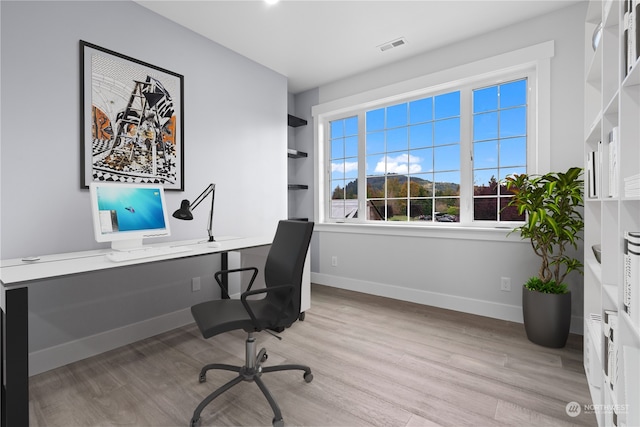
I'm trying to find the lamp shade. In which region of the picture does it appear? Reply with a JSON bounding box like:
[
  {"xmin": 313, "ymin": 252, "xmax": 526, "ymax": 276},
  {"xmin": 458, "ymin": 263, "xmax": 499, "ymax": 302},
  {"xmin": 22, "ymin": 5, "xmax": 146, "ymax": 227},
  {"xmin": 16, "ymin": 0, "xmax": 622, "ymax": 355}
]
[{"xmin": 173, "ymin": 199, "xmax": 193, "ymax": 220}]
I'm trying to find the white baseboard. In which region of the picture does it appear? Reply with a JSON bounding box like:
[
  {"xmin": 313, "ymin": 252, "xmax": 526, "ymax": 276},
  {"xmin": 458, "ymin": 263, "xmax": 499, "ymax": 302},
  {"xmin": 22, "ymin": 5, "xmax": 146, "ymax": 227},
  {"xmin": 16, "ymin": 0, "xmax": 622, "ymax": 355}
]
[
  {"xmin": 311, "ymin": 272, "xmax": 583, "ymax": 335},
  {"xmin": 29, "ymin": 308, "xmax": 194, "ymax": 376}
]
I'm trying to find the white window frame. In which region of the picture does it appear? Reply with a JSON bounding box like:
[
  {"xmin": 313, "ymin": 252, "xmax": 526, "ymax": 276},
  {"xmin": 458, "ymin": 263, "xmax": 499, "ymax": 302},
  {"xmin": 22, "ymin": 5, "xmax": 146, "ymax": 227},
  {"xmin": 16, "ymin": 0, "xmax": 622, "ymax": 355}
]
[{"xmin": 313, "ymin": 41, "xmax": 554, "ymax": 234}]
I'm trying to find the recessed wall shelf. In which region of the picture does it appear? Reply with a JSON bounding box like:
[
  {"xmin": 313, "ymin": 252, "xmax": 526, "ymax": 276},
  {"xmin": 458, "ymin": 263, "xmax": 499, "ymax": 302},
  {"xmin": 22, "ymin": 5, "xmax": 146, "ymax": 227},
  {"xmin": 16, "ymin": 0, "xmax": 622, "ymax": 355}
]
[
  {"xmin": 287, "ymin": 148, "xmax": 308, "ymax": 159},
  {"xmin": 287, "ymin": 114, "xmax": 307, "ymax": 127}
]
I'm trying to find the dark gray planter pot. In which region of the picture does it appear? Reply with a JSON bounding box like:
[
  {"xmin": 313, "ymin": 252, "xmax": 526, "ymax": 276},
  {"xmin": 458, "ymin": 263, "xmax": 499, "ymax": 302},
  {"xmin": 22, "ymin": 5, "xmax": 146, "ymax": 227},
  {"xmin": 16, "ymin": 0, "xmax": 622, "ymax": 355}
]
[{"xmin": 522, "ymin": 286, "xmax": 571, "ymax": 348}]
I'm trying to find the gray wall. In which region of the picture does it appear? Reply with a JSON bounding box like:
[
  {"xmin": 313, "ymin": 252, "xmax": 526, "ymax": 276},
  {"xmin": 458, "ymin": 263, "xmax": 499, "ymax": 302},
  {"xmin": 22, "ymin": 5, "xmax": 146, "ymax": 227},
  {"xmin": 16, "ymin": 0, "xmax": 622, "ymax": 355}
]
[
  {"xmin": 300, "ymin": 3, "xmax": 587, "ymax": 331},
  {"xmin": 1, "ymin": 0, "xmax": 287, "ymax": 373}
]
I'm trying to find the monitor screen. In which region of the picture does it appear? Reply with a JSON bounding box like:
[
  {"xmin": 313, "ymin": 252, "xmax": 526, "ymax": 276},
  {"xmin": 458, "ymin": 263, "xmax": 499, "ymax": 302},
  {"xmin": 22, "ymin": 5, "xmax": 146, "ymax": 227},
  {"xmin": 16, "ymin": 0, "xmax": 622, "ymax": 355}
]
[{"xmin": 89, "ymin": 182, "xmax": 171, "ymax": 250}]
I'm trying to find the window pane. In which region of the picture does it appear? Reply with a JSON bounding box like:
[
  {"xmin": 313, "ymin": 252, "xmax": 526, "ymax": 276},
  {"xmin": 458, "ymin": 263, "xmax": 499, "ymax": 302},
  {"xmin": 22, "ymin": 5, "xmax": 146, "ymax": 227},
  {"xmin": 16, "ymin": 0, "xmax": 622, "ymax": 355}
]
[
  {"xmin": 367, "ymin": 199, "xmax": 385, "ymax": 221},
  {"xmin": 331, "ymin": 160, "xmax": 345, "ymax": 180},
  {"xmin": 500, "ymin": 196, "xmax": 525, "ymax": 221},
  {"xmin": 474, "ymin": 169, "xmax": 499, "ymax": 195},
  {"xmin": 409, "ymin": 123, "xmax": 433, "ymax": 149},
  {"xmin": 345, "ymin": 136, "xmax": 358, "ymax": 157},
  {"xmin": 474, "ymin": 111, "xmax": 498, "ymax": 141},
  {"xmin": 500, "ymin": 79, "xmax": 527, "ymax": 108},
  {"xmin": 474, "ymin": 197, "xmax": 497, "ymax": 220},
  {"xmin": 367, "ymin": 176, "xmax": 385, "ymax": 198},
  {"xmin": 387, "ymin": 199, "xmax": 407, "ymax": 221},
  {"xmin": 409, "ymin": 97, "xmax": 432, "ymax": 124},
  {"xmin": 500, "ymin": 166, "xmax": 526, "ymax": 182},
  {"xmin": 387, "ymin": 103, "xmax": 408, "ymax": 128},
  {"xmin": 344, "ymin": 178, "xmax": 357, "ymax": 199},
  {"xmin": 345, "ymin": 116, "xmax": 358, "ymax": 136},
  {"xmin": 473, "ymin": 86, "xmax": 498, "ymax": 113},
  {"xmin": 409, "ymin": 148, "xmax": 433, "ymax": 173},
  {"xmin": 434, "ymin": 198, "xmax": 460, "ymax": 222},
  {"xmin": 386, "ymin": 176, "xmax": 405, "ymax": 198},
  {"xmin": 409, "ymin": 198, "xmax": 432, "ymax": 220},
  {"xmin": 434, "ymin": 171, "xmax": 460, "ymax": 196},
  {"xmin": 434, "ymin": 118, "xmax": 460, "ymax": 145},
  {"xmin": 367, "ymin": 131, "xmax": 385, "ymax": 154},
  {"xmin": 331, "ymin": 181, "xmax": 345, "ymax": 200},
  {"xmin": 499, "ymin": 107, "xmax": 526, "ymax": 137},
  {"xmin": 366, "ymin": 154, "xmax": 386, "ymax": 176},
  {"xmin": 411, "ymin": 173, "xmax": 433, "ymax": 196},
  {"xmin": 331, "ymin": 139, "xmax": 344, "ymax": 159},
  {"xmin": 386, "ymin": 127, "xmax": 408, "ymax": 152},
  {"xmin": 500, "ymin": 137, "xmax": 526, "ymax": 167},
  {"xmin": 331, "ymin": 120, "xmax": 344, "ymax": 138},
  {"xmin": 435, "ymin": 91, "xmax": 460, "ymax": 119},
  {"xmin": 473, "ymin": 140, "xmax": 498, "ymax": 169},
  {"xmin": 366, "ymin": 109, "xmax": 384, "ymax": 132},
  {"xmin": 344, "ymin": 158, "xmax": 358, "ymax": 179},
  {"xmin": 331, "ymin": 199, "xmax": 345, "ymax": 218},
  {"xmin": 434, "ymin": 145, "xmax": 460, "ymax": 171},
  {"xmin": 385, "ymin": 152, "xmax": 409, "ymax": 175}
]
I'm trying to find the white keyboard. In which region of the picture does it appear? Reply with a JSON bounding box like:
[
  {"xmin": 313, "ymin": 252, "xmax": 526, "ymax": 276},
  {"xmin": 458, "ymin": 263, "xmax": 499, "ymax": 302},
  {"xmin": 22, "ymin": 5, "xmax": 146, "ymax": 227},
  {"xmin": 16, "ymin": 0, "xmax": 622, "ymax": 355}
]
[{"xmin": 105, "ymin": 246, "xmax": 193, "ymax": 262}]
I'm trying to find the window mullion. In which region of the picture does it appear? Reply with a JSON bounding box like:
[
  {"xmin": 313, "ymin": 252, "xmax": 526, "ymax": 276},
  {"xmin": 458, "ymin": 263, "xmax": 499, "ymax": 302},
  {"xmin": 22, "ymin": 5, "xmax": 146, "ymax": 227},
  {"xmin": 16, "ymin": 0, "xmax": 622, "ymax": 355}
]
[
  {"xmin": 357, "ymin": 112, "xmax": 367, "ymax": 222},
  {"xmin": 459, "ymin": 86, "xmax": 473, "ymax": 224}
]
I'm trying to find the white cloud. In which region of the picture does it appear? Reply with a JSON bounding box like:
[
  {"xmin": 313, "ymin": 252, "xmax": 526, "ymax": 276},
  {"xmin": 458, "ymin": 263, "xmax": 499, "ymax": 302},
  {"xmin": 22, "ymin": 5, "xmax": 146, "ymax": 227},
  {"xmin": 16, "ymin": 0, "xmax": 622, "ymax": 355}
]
[
  {"xmin": 374, "ymin": 154, "xmax": 422, "ymax": 174},
  {"xmin": 331, "ymin": 161, "xmax": 358, "ymax": 173}
]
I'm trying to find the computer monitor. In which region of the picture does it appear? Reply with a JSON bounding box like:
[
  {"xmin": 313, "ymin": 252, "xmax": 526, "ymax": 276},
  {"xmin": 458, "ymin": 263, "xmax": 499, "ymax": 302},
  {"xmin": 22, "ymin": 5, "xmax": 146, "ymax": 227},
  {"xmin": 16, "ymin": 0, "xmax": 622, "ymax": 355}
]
[{"xmin": 89, "ymin": 182, "xmax": 171, "ymax": 251}]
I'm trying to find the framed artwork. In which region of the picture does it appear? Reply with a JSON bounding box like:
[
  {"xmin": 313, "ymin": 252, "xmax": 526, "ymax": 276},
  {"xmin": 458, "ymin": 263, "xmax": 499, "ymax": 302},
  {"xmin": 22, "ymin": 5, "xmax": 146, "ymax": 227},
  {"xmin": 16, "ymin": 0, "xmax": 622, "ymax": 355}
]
[{"xmin": 80, "ymin": 40, "xmax": 184, "ymax": 190}]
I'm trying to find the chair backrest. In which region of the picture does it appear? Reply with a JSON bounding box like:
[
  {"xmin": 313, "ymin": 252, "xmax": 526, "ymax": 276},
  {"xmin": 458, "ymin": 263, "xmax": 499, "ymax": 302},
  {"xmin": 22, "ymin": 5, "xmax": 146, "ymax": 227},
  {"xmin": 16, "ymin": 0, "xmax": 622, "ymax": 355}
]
[{"xmin": 264, "ymin": 220, "xmax": 314, "ymax": 327}]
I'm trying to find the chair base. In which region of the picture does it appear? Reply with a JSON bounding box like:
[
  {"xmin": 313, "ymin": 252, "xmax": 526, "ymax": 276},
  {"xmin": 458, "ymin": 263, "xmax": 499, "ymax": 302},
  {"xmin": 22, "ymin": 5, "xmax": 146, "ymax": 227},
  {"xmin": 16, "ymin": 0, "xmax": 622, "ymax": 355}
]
[{"xmin": 190, "ymin": 332, "xmax": 313, "ymax": 427}]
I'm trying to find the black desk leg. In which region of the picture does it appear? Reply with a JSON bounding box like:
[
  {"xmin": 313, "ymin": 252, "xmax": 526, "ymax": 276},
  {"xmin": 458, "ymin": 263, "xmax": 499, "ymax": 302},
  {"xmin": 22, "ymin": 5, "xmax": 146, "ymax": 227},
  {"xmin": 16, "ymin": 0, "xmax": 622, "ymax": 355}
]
[
  {"xmin": 1, "ymin": 287, "xmax": 29, "ymax": 427},
  {"xmin": 220, "ymin": 252, "xmax": 229, "ymax": 299}
]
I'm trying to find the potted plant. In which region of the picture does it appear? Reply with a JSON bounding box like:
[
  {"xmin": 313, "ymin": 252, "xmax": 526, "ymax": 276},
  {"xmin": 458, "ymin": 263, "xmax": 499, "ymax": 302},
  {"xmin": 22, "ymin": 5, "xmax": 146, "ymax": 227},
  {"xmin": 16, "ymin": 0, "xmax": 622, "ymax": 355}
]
[{"xmin": 503, "ymin": 167, "xmax": 584, "ymax": 348}]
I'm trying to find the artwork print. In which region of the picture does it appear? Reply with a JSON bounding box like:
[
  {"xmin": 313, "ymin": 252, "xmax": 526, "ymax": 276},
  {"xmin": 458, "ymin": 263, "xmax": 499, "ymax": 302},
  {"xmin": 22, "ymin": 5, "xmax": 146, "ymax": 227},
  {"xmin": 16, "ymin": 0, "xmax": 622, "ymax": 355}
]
[{"xmin": 81, "ymin": 41, "xmax": 184, "ymax": 190}]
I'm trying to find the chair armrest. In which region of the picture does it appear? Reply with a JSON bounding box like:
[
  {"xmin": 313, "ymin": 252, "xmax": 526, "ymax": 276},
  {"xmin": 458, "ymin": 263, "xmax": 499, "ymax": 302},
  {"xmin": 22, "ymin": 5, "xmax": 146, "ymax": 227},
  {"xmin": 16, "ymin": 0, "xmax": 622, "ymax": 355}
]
[
  {"xmin": 214, "ymin": 267, "xmax": 258, "ymax": 299},
  {"xmin": 240, "ymin": 284, "xmax": 294, "ymax": 330}
]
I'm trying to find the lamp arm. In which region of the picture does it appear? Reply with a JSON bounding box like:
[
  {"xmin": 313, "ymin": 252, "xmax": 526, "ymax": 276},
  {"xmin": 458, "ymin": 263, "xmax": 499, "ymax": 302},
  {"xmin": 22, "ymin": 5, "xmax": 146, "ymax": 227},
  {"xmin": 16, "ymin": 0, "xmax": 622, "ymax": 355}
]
[{"xmin": 189, "ymin": 183, "xmax": 215, "ymax": 210}]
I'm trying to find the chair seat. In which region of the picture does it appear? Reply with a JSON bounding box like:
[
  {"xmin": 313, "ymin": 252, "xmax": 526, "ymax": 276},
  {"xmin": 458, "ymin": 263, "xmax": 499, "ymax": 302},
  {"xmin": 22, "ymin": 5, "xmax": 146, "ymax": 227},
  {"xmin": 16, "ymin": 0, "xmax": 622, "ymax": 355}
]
[{"xmin": 191, "ymin": 299, "xmax": 285, "ymax": 338}]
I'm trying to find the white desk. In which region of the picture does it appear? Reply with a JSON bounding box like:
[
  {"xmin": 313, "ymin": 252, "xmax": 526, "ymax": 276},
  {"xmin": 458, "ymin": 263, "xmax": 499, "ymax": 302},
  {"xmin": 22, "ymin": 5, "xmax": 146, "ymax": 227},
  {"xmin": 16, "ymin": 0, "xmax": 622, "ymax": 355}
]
[{"xmin": 0, "ymin": 235, "xmax": 273, "ymax": 427}]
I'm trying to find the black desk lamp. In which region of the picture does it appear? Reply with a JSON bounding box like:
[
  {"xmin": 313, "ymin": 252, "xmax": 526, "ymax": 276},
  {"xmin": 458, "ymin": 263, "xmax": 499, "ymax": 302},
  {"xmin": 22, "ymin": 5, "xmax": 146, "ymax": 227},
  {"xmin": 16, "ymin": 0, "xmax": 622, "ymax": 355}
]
[{"xmin": 173, "ymin": 183, "xmax": 216, "ymax": 242}]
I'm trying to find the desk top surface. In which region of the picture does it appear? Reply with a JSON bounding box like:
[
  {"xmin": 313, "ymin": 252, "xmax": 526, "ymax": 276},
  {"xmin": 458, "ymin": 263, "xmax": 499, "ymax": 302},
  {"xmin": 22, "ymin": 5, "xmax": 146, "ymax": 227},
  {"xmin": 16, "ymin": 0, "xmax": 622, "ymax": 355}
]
[{"xmin": 0, "ymin": 235, "xmax": 272, "ymax": 286}]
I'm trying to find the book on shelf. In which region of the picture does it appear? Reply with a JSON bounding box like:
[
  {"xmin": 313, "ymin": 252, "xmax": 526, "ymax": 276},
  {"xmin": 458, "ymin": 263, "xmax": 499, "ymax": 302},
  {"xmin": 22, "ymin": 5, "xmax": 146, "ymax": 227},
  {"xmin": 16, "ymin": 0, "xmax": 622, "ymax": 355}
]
[
  {"xmin": 625, "ymin": 0, "xmax": 640, "ymax": 74},
  {"xmin": 586, "ymin": 313, "xmax": 603, "ymax": 388},
  {"xmin": 624, "ymin": 231, "xmax": 640, "ymax": 329},
  {"xmin": 587, "ymin": 150, "xmax": 598, "ymax": 198},
  {"xmin": 608, "ymin": 127, "xmax": 619, "ymax": 198},
  {"xmin": 604, "ymin": 310, "xmax": 618, "ymax": 390}
]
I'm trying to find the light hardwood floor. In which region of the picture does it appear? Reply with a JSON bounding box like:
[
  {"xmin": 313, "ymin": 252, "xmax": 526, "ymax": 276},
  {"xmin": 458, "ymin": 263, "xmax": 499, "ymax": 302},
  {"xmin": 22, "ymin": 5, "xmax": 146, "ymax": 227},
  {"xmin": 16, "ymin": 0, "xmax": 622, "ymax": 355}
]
[{"xmin": 29, "ymin": 284, "xmax": 597, "ymax": 427}]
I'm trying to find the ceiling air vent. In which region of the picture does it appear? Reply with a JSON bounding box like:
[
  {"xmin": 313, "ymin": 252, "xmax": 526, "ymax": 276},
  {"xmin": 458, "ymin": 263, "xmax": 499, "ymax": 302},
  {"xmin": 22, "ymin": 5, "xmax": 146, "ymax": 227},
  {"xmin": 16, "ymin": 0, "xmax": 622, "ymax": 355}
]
[{"xmin": 378, "ymin": 37, "xmax": 407, "ymax": 52}]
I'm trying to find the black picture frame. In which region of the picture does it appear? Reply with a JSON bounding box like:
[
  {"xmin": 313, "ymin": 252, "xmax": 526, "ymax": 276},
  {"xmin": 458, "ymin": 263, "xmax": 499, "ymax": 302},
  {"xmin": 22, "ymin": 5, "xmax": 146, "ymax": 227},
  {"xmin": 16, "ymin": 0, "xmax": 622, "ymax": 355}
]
[{"xmin": 80, "ymin": 40, "xmax": 184, "ymax": 190}]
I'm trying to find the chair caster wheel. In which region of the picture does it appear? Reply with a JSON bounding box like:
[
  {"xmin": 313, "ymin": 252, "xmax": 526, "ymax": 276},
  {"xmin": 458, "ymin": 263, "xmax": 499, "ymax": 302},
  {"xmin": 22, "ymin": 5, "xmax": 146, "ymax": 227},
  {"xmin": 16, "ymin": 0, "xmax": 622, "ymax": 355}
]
[
  {"xmin": 304, "ymin": 372, "xmax": 313, "ymax": 383},
  {"xmin": 298, "ymin": 312, "xmax": 306, "ymax": 321},
  {"xmin": 190, "ymin": 417, "xmax": 201, "ymax": 427},
  {"xmin": 198, "ymin": 373, "xmax": 206, "ymax": 383},
  {"xmin": 273, "ymin": 417, "xmax": 284, "ymax": 427}
]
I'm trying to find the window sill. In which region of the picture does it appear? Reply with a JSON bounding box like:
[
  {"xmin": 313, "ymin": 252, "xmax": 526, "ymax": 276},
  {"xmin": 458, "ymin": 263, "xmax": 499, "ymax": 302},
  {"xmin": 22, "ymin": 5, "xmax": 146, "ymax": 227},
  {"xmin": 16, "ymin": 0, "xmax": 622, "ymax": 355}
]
[{"xmin": 315, "ymin": 222, "xmax": 526, "ymax": 242}]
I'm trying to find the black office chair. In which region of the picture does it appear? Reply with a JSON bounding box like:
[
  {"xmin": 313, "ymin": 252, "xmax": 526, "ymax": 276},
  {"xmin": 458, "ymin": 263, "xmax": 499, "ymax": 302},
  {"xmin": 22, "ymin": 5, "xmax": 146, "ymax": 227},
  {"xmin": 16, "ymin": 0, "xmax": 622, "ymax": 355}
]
[{"xmin": 189, "ymin": 220, "xmax": 315, "ymax": 427}]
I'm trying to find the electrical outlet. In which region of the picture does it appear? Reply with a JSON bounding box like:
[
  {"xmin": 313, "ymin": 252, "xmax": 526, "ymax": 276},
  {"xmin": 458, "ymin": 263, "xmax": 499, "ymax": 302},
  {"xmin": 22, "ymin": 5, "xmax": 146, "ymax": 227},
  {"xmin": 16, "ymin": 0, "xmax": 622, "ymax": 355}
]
[
  {"xmin": 331, "ymin": 256, "xmax": 338, "ymax": 267},
  {"xmin": 500, "ymin": 277, "xmax": 511, "ymax": 291},
  {"xmin": 192, "ymin": 277, "xmax": 201, "ymax": 292}
]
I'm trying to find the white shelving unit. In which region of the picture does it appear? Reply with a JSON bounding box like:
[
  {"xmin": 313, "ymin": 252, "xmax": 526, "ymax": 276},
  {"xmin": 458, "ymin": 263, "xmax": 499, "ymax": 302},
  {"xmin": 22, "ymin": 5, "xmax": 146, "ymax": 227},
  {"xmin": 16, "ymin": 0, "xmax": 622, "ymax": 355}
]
[{"xmin": 583, "ymin": 1, "xmax": 640, "ymax": 425}]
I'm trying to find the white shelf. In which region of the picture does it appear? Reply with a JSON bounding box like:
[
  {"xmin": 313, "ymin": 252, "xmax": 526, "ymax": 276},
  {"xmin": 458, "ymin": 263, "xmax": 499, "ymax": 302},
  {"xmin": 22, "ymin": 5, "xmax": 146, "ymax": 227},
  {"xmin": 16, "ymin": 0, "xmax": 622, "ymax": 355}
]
[{"xmin": 583, "ymin": 1, "xmax": 640, "ymax": 425}]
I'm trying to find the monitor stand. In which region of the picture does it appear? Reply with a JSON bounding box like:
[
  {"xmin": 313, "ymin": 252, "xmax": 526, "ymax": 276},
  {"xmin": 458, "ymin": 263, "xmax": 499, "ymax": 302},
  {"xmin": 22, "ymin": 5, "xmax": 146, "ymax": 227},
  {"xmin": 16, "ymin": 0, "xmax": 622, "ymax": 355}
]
[{"xmin": 111, "ymin": 239, "xmax": 144, "ymax": 252}]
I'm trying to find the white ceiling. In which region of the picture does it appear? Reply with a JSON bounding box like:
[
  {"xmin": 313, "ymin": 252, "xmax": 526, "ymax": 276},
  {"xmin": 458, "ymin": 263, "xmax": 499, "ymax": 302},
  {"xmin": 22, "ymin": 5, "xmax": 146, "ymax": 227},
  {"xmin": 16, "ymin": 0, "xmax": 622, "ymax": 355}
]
[{"xmin": 135, "ymin": 0, "xmax": 583, "ymax": 94}]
